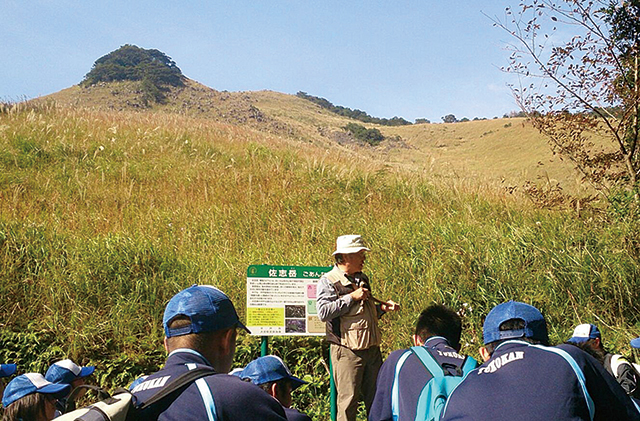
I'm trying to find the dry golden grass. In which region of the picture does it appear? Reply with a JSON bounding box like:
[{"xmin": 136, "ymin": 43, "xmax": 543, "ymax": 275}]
[
  {"xmin": 43, "ymin": 80, "xmax": 596, "ymax": 196},
  {"xmin": 247, "ymin": 91, "xmax": 599, "ymax": 195}
]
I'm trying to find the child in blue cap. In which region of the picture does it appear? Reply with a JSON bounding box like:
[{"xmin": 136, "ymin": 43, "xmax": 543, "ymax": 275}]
[
  {"xmin": 45, "ymin": 359, "xmax": 95, "ymax": 414},
  {"xmin": 131, "ymin": 284, "xmax": 286, "ymax": 420},
  {"xmin": 567, "ymin": 323, "xmax": 639, "ymax": 398},
  {"xmin": 2, "ymin": 373, "xmax": 70, "ymax": 421},
  {"xmin": 235, "ymin": 355, "xmax": 310, "ymax": 421}
]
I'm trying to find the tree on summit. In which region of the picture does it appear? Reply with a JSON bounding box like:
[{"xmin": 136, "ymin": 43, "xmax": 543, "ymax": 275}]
[
  {"xmin": 82, "ymin": 45, "xmax": 185, "ymax": 103},
  {"xmin": 441, "ymin": 114, "xmax": 457, "ymax": 123}
]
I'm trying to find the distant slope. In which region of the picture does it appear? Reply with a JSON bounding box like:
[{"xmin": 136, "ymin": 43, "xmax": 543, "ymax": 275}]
[
  {"xmin": 379, "ymin": 119, "xmax": 587, "ymax": 193},
  {"xmin": 44, "ymin": 80, "xmax": 590, "ymax": 194},
  {"xmin": 251, "ymin": 91, "xmax": 590, "ymax": 195}
]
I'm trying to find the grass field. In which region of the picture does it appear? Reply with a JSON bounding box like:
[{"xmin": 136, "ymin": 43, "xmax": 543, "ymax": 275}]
[
  {"xmin": 47, "ymin": 81, "xmax": 593, "ymax": 196},
  {"xmin": 0, "ymin": 100, "xmax": 638, "ymax": 419}
]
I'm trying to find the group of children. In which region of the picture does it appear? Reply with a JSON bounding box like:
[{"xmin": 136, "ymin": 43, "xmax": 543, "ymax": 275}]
[
  {"xmin": 0, "ymin": 353, "xmax": 313, "ymax": 421},
  {"xmin": 1, "ymin": 302, "xmax": 639, "ymax": 420},
  {"xmin": 0, "ymin": 359, "xmax": 94, "ymax": 420},
  {"xmin": 367, "ymin": 302, "xmax": 640, "ymax": 421}
]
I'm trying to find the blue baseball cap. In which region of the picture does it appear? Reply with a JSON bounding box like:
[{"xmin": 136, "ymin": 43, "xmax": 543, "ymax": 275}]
[
  {"xmin": 0, "ymin": 364, "xmax": 16, "ymax": 378},
  {"xmin": 164, "ymin": 285, "xmax": 250, "ymax": 337},
  {"xmin": 234, "ymin": 356, "xmax": 306, "ymax": 389},
  {"xmin": 567, "ymin": 324, "xmax": 601, "ymax": 344},
  {"xmin": 631, "ymin": 337, "xmax": 640, "ymax": 348},
  {"xmin": 483, "ymin": 301, "xmax": 548, "ymax": 345},
  {"xmin": 45, "ymin": 359, "xmax": 95, "ymax": 385},
  {"xmin": 2, "ymin": 373, "xmax": 71, "ymax": 407}
]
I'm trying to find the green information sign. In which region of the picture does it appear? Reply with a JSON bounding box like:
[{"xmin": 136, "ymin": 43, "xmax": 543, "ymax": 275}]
[{"xmin": 246, "ymin": 265, "xmax": 332, "ymax": 336}]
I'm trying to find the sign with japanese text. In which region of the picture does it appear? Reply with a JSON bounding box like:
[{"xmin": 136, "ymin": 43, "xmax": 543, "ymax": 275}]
[{"xmin": 246, "ymin": 265, "xmax": 332, "ymax": 336}]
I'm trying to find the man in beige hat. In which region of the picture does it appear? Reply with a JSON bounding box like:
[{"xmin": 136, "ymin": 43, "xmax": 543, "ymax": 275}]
[{"xmin": 316, "ymin": 234, "xmax": 399, "ymax": 421}]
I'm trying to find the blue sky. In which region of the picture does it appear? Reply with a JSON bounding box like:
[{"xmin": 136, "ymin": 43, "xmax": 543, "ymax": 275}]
[{"xmin": 1, "ymin": 1, "xmax": 522, "ymax": 122}]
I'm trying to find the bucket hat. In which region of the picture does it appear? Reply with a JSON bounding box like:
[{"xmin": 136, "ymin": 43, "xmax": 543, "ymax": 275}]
[{"xmin": 333, "ymin": 235, "xmax": 370, "ymax": 255}]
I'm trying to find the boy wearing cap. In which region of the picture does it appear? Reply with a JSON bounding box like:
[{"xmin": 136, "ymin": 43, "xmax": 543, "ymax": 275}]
[
  {"xmin": 440, "ymin": 301, "xmax": 640, "ymax": 421},
  {"xmin": 317, "ymin": 235, "xmax": 399, "ymax": 421},
  {"xmin": 234, "ymin": 355, "xmax": 311, "ymax": 421},
  {"xmin": 132, "ymin": 284, "xmax": 287, "ymax": 420},
  {"xmin": 369, "ymin": 304, "xmax": 477, "ymax": 421},
  {"xmin": 567, "ymin": 323, "xmax": 639, "ymax": 398},
  {"xmin": 2, "ymin": 373, "xmax": 70, "ymax": 421},
  {"xmin": 45, "ymin": 358, "xmax": 95, "ymax": 413}
]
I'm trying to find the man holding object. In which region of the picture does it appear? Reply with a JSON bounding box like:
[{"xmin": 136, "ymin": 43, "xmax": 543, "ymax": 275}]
[{"xmin": 317, "ymin": 235, "xmax": 399, "ymax": 421}]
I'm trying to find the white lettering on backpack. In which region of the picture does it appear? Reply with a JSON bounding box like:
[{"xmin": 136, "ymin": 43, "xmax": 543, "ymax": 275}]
[
  {"xmin": 478, "ymin": 352, "xmax": 524, "ymax": 374},
  {"xmin": 435, "ymin": 350, "xmax": 465, "ymax": 360},
  {"xmin": 131, "ymin": 376, "xmax": 171, "ymax": 393}
]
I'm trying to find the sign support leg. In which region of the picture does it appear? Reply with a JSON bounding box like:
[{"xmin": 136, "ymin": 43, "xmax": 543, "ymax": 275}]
[{"xmin": 329, "ymin": 350, "xmax": 337, "ymax": 421}]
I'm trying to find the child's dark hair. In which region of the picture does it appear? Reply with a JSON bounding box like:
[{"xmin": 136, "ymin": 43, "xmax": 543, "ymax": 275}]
[
  {"xmin": 3, "ymin": 393, "xmax": 50, "ymax": 421},
  {"xmin": 415, "ymin": 304, "xmax": 462, "ymax": 351}
]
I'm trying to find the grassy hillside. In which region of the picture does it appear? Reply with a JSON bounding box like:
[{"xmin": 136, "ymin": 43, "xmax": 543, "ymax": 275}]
[
  {"xmin": 251, "ymin": 91, "xmax": 594, "ymax": 195},
  {"xmin": 44, "ymin": 80, "xmax": 591, "ymax": 197},
  {"xmin": 1, "ymin": 98, "xmax": 638, "ymax": 418},
  {"xmin": 381, "ymin": 119, "xmax": 580, "ymax": 186}
]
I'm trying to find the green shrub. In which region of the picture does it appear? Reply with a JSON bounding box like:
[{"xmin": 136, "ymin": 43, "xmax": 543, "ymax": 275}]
[{"xmin": 344, "ymin": 123, "xmax": 385, "ymax": 146}]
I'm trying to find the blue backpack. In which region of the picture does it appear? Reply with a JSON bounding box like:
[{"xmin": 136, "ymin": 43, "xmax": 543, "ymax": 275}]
[{"xmin": 391, "ymin": 345, "xmax": 477, "ymax": 421}]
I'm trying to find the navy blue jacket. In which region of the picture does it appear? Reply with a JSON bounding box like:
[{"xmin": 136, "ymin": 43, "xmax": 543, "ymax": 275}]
[
  {"xmin": 441, "ymin": 340, "xmax": 640, "ymax": 421},
  {"xmin": 369, "ymin": 337, "xmax": 470, "ymax": 421},
  {"xmin": 132, "ymin": 349, "xmax": 287, "ymax": 421},
  {"xmin": 284, "ymin": 406, "xmax": 312, "ymax": 421}
]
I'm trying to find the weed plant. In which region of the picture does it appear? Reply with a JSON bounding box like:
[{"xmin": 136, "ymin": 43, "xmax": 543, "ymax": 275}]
[{"xmin": 0, "ymin": 103, "xmax": 639, "ymax": 419}]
